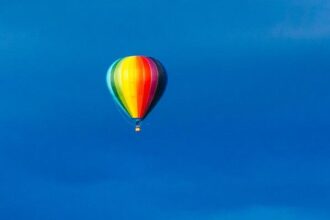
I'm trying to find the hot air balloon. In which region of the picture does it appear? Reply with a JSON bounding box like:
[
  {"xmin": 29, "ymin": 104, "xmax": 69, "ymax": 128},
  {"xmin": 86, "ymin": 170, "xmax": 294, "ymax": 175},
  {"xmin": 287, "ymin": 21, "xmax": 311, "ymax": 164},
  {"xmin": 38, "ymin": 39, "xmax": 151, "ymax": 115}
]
[{"xmin": 106, "ymin": 55, "xmax": 167, "ymax": 132}]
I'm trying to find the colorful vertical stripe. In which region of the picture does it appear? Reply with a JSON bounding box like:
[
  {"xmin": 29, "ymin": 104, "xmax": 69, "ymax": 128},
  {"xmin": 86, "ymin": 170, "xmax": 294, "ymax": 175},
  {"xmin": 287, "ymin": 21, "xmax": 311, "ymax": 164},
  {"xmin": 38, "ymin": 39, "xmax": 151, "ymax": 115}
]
[{"xmin": 106, "ymin": 55, "xmax": 163, "ymax": 119}]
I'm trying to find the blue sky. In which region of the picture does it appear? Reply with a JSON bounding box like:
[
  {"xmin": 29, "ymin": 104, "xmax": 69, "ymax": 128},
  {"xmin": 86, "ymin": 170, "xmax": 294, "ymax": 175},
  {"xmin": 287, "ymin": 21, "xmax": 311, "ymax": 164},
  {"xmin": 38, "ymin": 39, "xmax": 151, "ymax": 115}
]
[{"xmin": 1, "ymin": 0, "xmax": 330, "ymax": 219}]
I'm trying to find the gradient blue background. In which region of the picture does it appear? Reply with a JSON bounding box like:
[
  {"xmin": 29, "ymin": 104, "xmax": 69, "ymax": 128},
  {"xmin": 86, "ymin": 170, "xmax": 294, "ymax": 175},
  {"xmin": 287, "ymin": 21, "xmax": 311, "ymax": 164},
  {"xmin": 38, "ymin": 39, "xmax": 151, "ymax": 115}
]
[{"xmin": 1, "ymin": 0, "xmax": 330, "ymax": 219}]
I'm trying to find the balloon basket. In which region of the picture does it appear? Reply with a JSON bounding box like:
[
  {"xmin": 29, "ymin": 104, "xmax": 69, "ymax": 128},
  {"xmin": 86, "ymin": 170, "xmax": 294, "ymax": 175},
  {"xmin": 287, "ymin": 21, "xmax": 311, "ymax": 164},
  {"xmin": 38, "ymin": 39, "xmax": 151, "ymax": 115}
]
[{"xmin": 135, "ymin": 120, "xmax": 141, "ymax": 132}]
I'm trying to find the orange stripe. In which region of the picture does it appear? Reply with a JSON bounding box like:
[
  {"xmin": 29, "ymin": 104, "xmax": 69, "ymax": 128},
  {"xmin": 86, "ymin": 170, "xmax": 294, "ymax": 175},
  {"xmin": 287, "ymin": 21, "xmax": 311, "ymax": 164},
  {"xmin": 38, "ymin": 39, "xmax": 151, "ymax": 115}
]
[{"xmin": 136, "ymin": 57, "xmax": 144, "ymax": 118}]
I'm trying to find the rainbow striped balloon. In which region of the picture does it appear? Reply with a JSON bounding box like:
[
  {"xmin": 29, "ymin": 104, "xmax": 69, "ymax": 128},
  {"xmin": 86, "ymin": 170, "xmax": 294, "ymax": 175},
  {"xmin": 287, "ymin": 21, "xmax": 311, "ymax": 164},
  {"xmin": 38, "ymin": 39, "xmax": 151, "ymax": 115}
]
[{"xmin": 106, "ymin": 56, "xmax": 166, "ymax": 131}]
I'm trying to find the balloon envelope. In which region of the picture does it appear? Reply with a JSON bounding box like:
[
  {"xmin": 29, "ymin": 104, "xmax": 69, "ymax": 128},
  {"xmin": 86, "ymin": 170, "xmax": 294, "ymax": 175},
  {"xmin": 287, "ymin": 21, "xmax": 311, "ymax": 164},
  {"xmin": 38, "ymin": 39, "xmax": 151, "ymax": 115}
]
[{"xmin": 106, "ymin": 56, "xmax": 166, "ymax": 122}]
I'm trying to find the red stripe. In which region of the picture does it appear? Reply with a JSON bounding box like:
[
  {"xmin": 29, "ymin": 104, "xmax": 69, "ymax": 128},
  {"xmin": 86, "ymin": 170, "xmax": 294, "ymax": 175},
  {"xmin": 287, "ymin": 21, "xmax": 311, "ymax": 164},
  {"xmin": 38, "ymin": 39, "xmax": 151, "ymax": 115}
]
[{"xmin": 139, "ymin": 57, "xmax": 152, "ymax": 118}]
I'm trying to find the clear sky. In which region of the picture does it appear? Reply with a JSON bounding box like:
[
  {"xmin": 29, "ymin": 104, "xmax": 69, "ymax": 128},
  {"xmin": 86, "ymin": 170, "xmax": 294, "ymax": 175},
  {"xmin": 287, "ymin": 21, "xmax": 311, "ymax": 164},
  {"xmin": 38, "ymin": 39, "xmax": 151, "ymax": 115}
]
[{"xmin": 1, "ymin": 0, "xmax": 330, "ymax": 219}]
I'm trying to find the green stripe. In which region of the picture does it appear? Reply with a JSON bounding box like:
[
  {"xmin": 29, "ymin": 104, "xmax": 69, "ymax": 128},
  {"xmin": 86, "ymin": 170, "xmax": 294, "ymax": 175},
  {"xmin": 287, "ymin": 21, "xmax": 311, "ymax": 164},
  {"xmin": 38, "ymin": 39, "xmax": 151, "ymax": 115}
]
[{"xmin": 110, "ymin": 59, "xmax": 132, "ymax": 117}]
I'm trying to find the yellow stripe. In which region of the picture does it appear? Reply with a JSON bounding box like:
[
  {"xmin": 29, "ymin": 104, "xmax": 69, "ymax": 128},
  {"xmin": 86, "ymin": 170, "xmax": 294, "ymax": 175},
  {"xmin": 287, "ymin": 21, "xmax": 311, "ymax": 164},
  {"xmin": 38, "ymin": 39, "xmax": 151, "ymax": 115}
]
[
  {"xmin": 121, "ymin": 57, "xmax": 139, "ymax": 118},
  {"xmin": 114, "ymin": 60, "xmax": 133, "ymax": 116}
]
